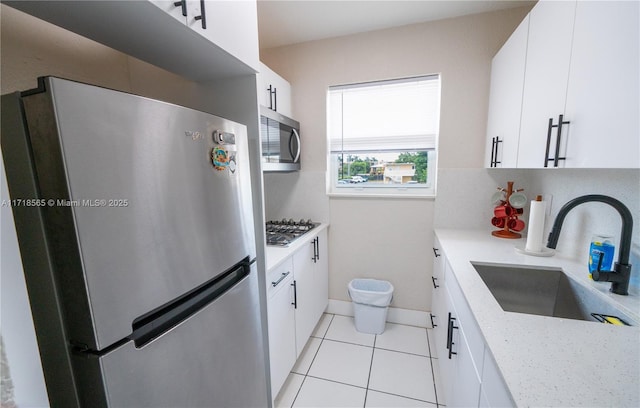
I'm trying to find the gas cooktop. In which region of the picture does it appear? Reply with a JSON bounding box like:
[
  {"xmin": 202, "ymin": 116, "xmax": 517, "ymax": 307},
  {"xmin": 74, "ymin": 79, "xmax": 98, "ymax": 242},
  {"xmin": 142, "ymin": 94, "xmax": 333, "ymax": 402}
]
[{"xmin": 266, "ymin": 219, "xmax": 319, "ymax": 247}]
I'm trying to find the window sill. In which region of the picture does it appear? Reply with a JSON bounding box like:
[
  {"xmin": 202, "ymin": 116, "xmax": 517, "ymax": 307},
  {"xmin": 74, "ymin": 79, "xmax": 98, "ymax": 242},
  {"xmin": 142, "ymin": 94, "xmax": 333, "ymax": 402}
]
[{"xmin": 327, "ymin": 191, "xmax": 436, "ymax": 199}]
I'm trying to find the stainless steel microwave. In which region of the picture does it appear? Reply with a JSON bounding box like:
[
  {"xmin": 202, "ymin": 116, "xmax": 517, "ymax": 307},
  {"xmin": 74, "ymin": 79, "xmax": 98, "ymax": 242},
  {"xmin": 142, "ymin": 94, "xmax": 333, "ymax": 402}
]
[{"xmin": 259, "ymin": 106, "xmax": 300, "ymax": 172}]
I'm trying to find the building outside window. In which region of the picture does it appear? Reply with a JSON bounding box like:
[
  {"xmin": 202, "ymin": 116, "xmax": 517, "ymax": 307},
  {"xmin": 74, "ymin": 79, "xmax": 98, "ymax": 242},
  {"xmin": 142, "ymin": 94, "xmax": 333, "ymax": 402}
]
[{"xmin": 327, "ymin": 75, "xmax": 441, "ymax": 197}]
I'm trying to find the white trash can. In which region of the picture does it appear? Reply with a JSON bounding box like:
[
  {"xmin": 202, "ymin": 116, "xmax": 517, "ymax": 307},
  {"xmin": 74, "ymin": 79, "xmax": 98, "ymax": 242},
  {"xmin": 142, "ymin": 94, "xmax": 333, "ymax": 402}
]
[{"xmin": 348, "ymin": 279, "xmax": 394, "ymax": 334}]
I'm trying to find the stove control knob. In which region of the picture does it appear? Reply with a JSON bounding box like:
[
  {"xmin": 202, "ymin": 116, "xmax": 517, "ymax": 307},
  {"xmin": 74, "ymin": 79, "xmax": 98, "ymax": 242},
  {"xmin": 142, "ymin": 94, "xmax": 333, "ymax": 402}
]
[{"xmin": 288, "ymin": 218, "xmax": 295, "ymax": 225}]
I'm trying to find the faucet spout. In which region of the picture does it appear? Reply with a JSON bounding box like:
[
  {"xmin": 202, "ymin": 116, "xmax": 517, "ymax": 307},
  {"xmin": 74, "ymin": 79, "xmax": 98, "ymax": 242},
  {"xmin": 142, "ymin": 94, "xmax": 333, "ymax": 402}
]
[{"xmin": 546, "ymin": 194, "xmax": 633, "ymax": 295}]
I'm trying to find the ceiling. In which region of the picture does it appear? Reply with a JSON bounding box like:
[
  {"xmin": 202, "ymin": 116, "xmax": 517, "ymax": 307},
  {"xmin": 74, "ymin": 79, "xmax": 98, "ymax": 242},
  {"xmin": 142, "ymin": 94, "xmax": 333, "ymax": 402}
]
[{"xmin": 257, "ymin": 0, "xmax": 535, "ymax": 49}]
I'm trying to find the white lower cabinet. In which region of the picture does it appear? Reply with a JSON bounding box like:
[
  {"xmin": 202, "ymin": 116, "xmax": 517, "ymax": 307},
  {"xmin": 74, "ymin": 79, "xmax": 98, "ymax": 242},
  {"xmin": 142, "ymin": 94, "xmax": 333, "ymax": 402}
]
[
  {"xmin": 292, "ymin": 228, "xmax": 328, "ymax": 357},
  {"xmin": 267, "ymin": 227, "xmax": 329, "ymax": 398},
  {"xmin": 266, "ymin": 258, "xmax": 296, "ymax": 398},
  {"xmin": 479, "ymin": 348, "xmax": 514, "ymax": 408},
  {"xmin": 431, "ymin": 234, "xmax": 513, "ymax": 408}
]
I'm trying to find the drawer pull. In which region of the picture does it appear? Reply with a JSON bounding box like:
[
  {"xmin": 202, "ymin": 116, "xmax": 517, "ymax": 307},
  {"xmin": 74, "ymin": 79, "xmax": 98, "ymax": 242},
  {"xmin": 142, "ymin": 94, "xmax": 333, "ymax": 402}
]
[
  {"xmin": 432, "ymin": 276, "xmax": 440, "ymax": 289},
  {"xmin": 448, "ymin": 314, "xmax": 458, "ymax": 359},
  {"xmin": 292, "ymin": 280, "xmax": 297, "ymax": 309},
  {"xmin": 430, "ymin": 313, "xmax": 437, "ymax": 328},
  {"xmin": 271, "ymin": 271, "xmax": 291, "ymax": 287}
]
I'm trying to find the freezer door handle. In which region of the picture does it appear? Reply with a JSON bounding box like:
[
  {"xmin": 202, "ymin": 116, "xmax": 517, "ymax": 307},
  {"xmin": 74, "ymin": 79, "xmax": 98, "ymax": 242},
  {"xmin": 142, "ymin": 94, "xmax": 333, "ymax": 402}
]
[{"xmin": 130, "ymin": 258, "xmax": 252, "ymax": 348}]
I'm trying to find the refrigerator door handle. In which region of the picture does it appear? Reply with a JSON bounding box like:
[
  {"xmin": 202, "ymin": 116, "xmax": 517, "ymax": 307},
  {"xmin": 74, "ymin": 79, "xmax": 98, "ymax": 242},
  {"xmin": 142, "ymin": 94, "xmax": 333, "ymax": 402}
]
[{"xmin": 130, "ymin": 258, "xmax": 252, "ymax": 348}]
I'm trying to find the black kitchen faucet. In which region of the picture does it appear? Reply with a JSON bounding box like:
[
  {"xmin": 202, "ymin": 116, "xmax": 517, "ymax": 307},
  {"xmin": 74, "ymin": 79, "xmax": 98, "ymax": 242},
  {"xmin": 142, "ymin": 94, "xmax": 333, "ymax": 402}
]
[{"xmin": 546, "ymin": 195, "xmax": 633, "ymax": 295}]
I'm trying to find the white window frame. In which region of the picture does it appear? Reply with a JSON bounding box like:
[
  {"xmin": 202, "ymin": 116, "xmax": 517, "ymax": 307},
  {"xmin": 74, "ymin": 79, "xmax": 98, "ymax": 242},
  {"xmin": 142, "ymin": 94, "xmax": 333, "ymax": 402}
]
[{"xmin": 326, "ymin": 75, "xmax": 440, "ymax": 198}]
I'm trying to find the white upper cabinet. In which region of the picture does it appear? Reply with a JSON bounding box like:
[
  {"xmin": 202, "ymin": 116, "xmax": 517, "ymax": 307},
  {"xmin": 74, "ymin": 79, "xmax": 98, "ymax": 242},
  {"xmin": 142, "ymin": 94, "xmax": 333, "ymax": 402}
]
[
  {"xmin": 185, "ymin": 0, "xmax": 259, "ymax": 72},
  {"xmin": 258, "ymin": 62, "xmax": 293, "ymax": 118},
  {"xmin": 517, "ymin": 0, "xmax": 576, "ymax": 168},
  {"xmin": 485, "ymin": 15, "xmax": 529, "ymax": 168},
  {"xmin": 485, "ymin": 0, "xmax": 639, "ymax": 169},
  {"xmin": 563, "ymin": 1, "xmax": 639, "ymax": 168}
]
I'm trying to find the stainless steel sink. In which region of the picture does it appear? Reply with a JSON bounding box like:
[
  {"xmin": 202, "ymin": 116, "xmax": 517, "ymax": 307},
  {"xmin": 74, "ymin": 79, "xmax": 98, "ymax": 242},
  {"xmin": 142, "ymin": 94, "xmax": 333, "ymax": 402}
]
[{"xmin": 471, "ymin": 262, "xmax": 636, "ymax": 325}]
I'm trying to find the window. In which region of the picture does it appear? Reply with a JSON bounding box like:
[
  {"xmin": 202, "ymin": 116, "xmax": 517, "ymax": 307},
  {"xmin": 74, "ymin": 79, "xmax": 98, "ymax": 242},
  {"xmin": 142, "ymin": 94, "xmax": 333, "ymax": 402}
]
[{"xmin": 327, "ymin": 75, "xmax": 440, "ymax": 197}]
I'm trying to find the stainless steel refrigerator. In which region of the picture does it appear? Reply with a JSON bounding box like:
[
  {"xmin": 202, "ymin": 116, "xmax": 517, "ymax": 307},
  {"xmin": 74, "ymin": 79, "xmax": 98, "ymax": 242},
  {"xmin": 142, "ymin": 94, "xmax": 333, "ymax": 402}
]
[{"xmin": 1, "ymin": 77, "xmax": 269, "ymax": 407}]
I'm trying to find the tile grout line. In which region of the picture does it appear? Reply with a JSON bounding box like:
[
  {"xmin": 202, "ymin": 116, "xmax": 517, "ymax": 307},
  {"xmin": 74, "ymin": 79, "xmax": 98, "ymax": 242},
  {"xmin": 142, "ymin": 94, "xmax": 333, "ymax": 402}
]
[
  {"xmin": 425, "ymin": 327, "xmax": 441, "ymax": 407},
  {"xmin": 302, "ymin": 374, "xmax": 437, "ymax": 405},
  {"xmin": 362, "ymin": 333, "xmax": 377, "ymax": 407},
  {"xmin": 291, "ymin": 314, "xmax": 441, "ymax": 407},
  {"xmin": 290, "ymin": 314, "xmax": 335, "ymax": 408}
]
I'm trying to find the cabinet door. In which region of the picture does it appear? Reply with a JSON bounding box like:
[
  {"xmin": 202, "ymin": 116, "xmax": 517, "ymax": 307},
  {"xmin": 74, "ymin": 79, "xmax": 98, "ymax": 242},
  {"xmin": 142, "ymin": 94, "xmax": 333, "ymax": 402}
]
[
  {"xmin": 430, "ymin": 238, "xmax": 447, "ymax": 357},
  {"xmin": 517, "ymin": 0, "xmax": 576, "ymax": 168},
  {"xmin": 186, "ymin": 0, "xmax": 259, "ymax": 71},
  {"xmin": 430, "ymin": 238, "xmax": 450, "ymax": 404},
  {"xmin": 257, "ymin": 64, "xmax": 272, "ymax": 110},
  {"xmin": 448, "ymin": 328, "xmax": 482, "ymax": 408},
  {"xmin": 292, "ymin": 234, "xmax": 327, "ymax": 357},
  {"xmin": 313, "ymin": 229, "xmax": 329, "ymax": 317},
  {"xmin": 437, "ymin": 287, "xmax": 457, "ymax": 406},
  {"xmin": 563, "ymin": 1, "xmax": 639, "ymax": 168},
  {"xmin": 270, "ymin": 73, "xmax": 293, "ymax": 118},
  {"xmin": 444, "ymin": 291, "xmax": 481, "ymax": 408},
  {"xmin": 485, "ymin": 15, "xmax": 529, "ymax": 168},
  {"xmin": 267, "ymin": 263, "xmax": 296, "ymax": 398},
  {"xmin": 258, "ymin": 62, "xmax": 293, "ymax": 118},
  {"xmin": 432, "ymin": 236, "xmax": 445, "ymax": 288},
  {"xmin": 480, "ymin": 348, "xmax": 515, "ymax": 408}
]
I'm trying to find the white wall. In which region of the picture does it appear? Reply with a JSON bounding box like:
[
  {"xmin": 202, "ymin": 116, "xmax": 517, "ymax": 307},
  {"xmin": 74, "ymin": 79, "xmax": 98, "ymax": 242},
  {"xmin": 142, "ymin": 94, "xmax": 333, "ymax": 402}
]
[{"xmin": 261, "ymin": 6, "xmax": 532, "ymax": 310}]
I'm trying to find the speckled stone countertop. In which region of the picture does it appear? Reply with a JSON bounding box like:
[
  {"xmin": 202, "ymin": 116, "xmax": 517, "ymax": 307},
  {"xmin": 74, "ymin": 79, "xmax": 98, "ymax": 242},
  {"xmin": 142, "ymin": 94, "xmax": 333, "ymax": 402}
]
[
  {"xmin": 265, "ymin": 223, "xmax": 329, "ymax": 272},
  {"xmin": 435, "ymin": 229, "xmax": 639, "ymax": 407}
]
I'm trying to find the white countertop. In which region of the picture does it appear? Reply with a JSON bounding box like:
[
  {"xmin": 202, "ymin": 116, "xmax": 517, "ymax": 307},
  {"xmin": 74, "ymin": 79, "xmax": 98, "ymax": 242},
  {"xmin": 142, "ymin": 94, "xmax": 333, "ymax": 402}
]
[
  {"xmin": 435, "ymin": 228, "xmax": 639, "ymax": 407},
  {"xmin": 265, "ymin": 223, "xmax": 329, "ymax": 272}
]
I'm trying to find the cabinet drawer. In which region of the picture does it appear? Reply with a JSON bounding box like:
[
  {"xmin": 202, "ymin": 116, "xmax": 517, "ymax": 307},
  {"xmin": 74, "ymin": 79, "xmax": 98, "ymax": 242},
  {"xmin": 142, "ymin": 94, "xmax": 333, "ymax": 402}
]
[
  {"xmin": 444, "ymin": 261, "xmax": 484, "ymax": 377},
  {"xmin": 267, "ymin": 258, "xmax": 293, "ymax": 298}
]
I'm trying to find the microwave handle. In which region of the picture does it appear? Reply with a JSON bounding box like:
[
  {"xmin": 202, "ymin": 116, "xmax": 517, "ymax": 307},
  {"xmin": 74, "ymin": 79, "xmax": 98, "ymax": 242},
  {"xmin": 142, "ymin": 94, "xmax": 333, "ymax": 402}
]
[{"xmin": 289, "ymin": 129, "xmax": 301, "ymax": 163}]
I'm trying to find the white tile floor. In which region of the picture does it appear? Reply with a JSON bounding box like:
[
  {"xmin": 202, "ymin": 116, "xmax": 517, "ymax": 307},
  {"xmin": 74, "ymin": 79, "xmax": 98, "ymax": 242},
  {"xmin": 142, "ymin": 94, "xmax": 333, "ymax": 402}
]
[{"xmin": 274, "ymin": 314, "xmax": 443, "ymax": 408}]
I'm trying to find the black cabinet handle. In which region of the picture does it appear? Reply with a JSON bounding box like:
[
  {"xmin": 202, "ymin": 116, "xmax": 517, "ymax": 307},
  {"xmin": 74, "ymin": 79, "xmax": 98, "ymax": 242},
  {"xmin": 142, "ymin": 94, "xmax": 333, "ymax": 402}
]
[
  {"xmin": 432, "ymin": 276, "xmax": 439, "ymax": 289},
  {"xmin": 273, "ymin": 87, "xmax": 277, "ymax": 111},
  {"xmin": 448, "ymin": 314, "xmax": 458, "ymax": 359},
  {"xmin": 544, "ymin": 114, "xmax": 570, "ymax": 167},
  {"xmin": 173, "ymin": 0, "xmax": 187, "ymax": 16},
  {"xmin": 311, "ymin": 237, "xmax": 319, "ymax": 263},
  {"xmin": 194, "ymin": 0, "xmax": 207, "ymax": 29},
  {"xmin": 432, "ymin": 247, "xmax": 440, "ymax": 257},
  {"xmin": 430, "ymin": 313, "xmax": 437, "ymax": 328},
  {"xmin": 446, "ymin": 313, "xmax": 452, "ymax": 350},
  {"xmin": 544, "ymin": 117, "xmax": 554, "ymax": 167},
  {"xmin": 553, "ymin": 114, "xmax": 569, "ymax": 167},
  {"xmin": 291, "ymin": 280, "xmax": 297, "ymax": 309},
  {"xmin": 490, "ymin": 137, "xmax": 502, "ymax": 167},
  {"xmin": 267, "ymin": 85, "xmax": 277, "ymax": 111}
]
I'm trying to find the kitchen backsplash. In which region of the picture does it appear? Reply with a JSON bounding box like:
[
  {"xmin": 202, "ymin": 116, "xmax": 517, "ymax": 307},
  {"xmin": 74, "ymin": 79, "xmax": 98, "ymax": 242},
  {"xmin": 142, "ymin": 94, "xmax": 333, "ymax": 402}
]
[
  {"xmin": 263, "ymin": 170, "xmax": 330, "ymax": 223},
  {"xmin": 435, "ymin": 168, "xmax": 640, "ymax": 290}
]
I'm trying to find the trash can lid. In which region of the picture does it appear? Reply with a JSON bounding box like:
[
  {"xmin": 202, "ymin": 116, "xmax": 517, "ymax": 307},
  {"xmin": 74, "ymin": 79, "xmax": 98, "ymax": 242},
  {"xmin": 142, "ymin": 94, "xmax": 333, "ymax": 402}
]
[{"xmin": 349, "ymin": 278, "xmax": 394, "ymax": 294}]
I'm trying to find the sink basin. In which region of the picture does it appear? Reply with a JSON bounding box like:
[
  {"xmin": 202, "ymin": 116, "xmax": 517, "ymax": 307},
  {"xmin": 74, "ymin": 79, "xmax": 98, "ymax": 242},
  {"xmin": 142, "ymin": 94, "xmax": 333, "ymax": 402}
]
[{"xmin": 471, "ymin": 262, "xmax": 636, "ymax": 325}]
